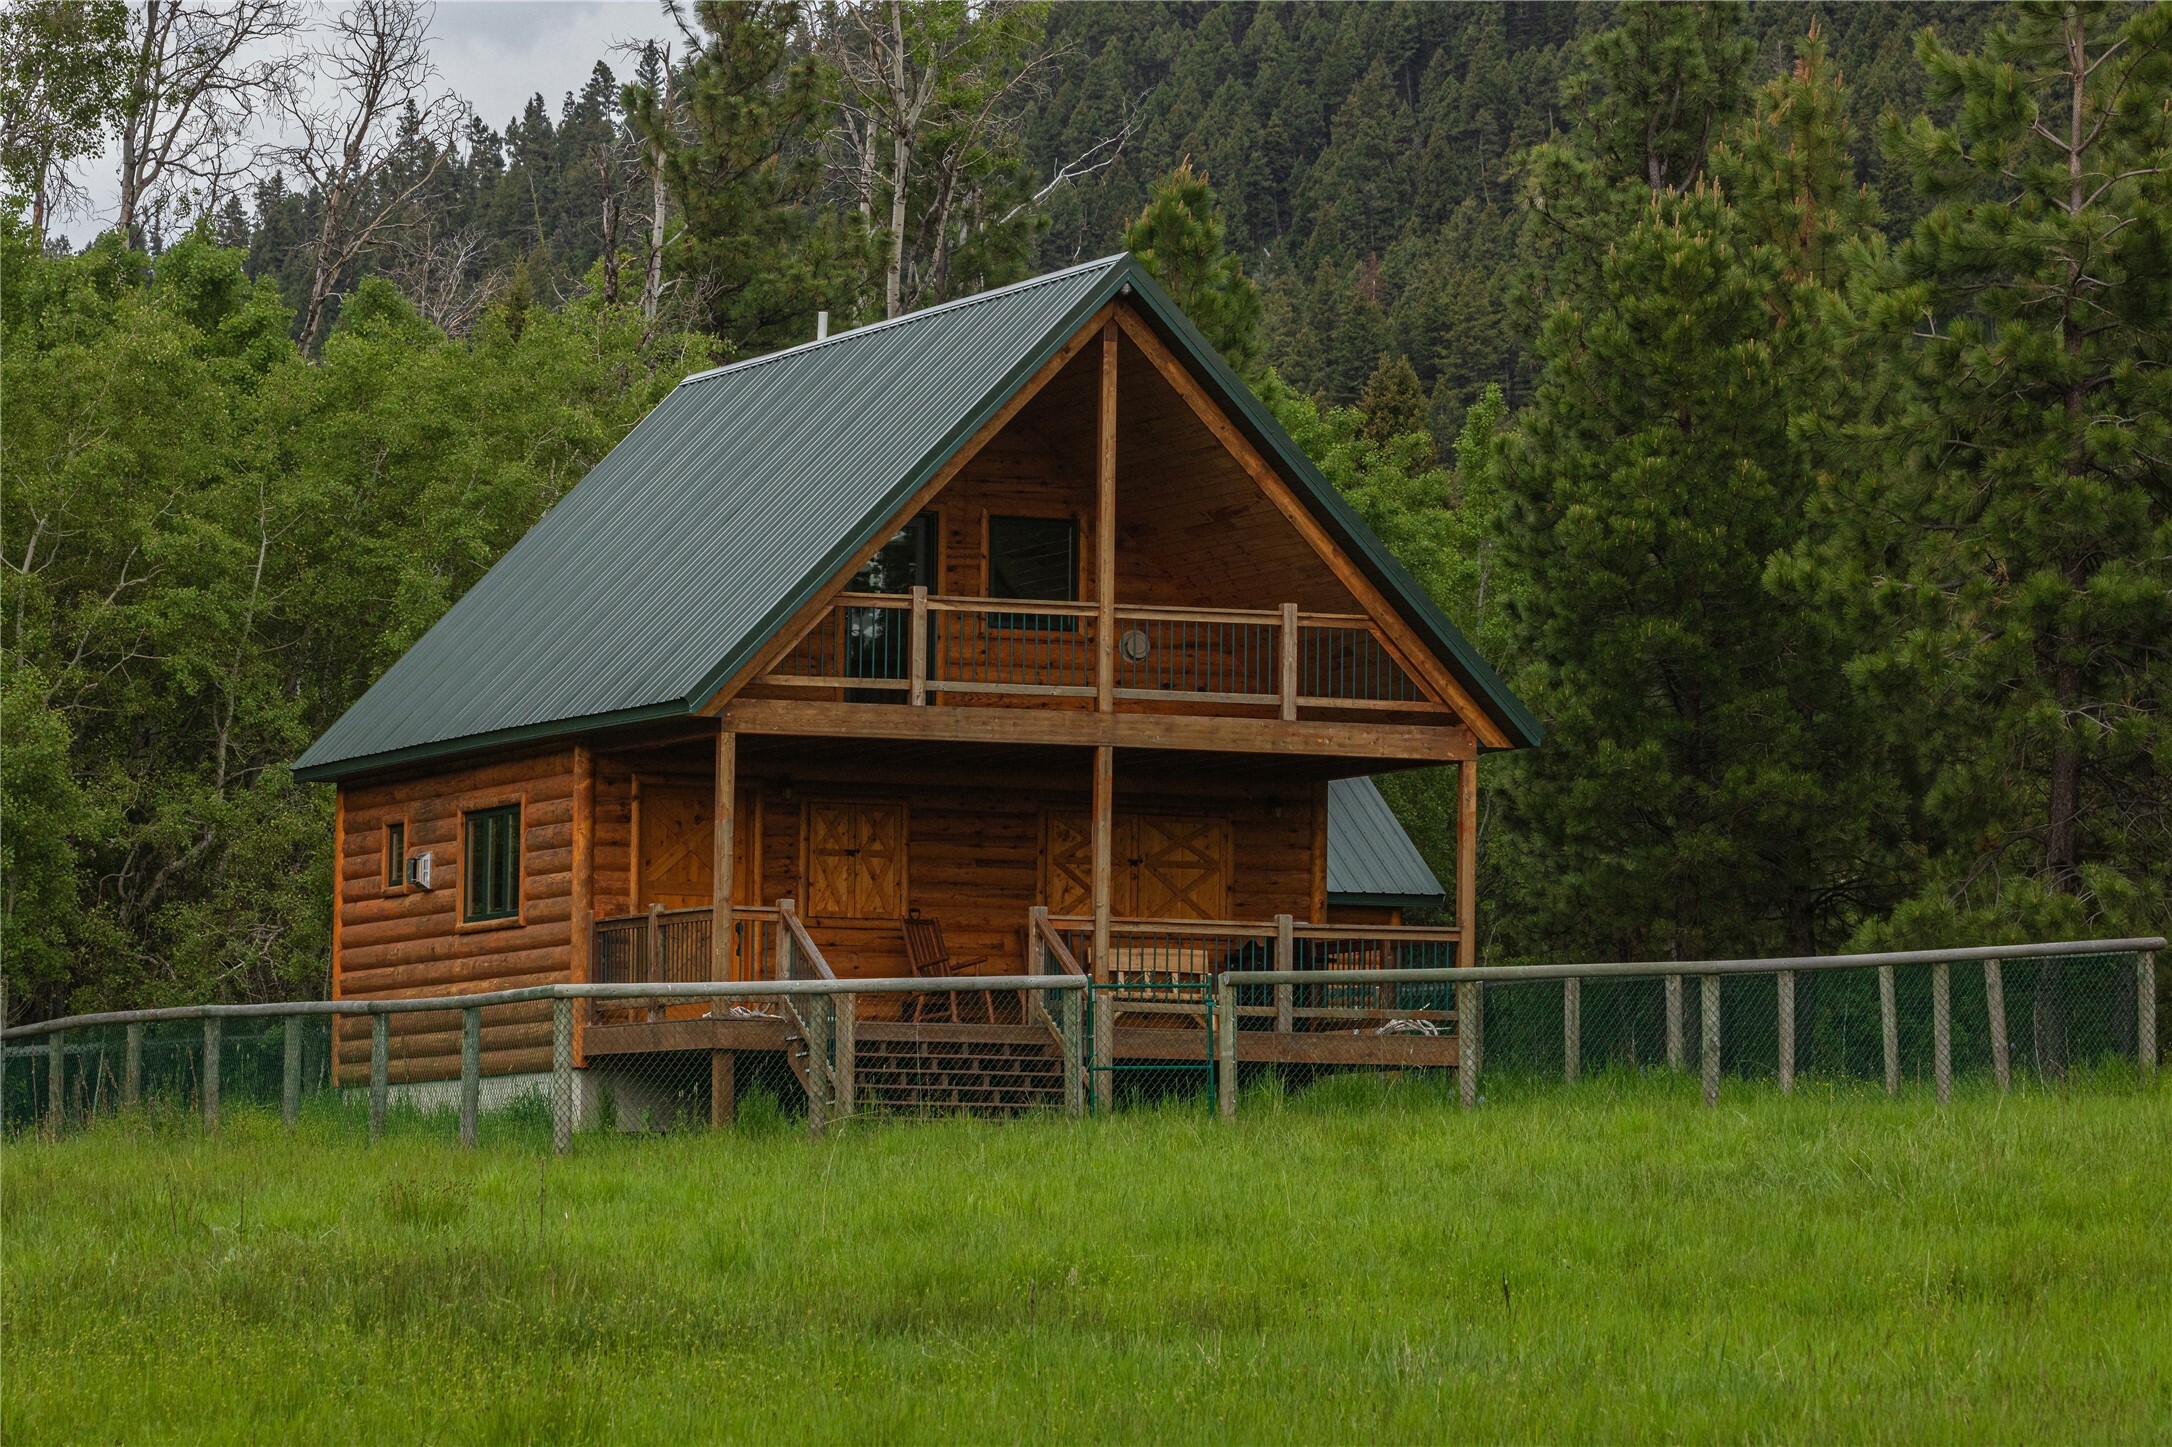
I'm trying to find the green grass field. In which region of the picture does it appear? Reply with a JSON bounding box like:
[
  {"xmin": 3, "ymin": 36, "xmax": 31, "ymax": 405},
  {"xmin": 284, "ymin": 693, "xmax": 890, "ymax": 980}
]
[{"xmin": 3, "ymin": 1071, "xmax": 2166, "ymax": 1443}]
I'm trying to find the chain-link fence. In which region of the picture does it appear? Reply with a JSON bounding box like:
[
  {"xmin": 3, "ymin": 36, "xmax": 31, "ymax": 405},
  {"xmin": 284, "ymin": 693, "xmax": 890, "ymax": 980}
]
[
  {"xmin": 1217, "ymin": 939, "xmax": 2162, "ymax": 1115},
  {"xmin": 5, "ymin": 940, "xmax": 2159, "ymax": 1147}
]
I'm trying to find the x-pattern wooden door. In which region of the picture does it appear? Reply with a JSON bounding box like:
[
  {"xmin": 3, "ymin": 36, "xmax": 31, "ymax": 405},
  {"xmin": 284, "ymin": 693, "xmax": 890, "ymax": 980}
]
[
  {"xmin": 637, "ymin": 783, "xmax": 761, "ymax": 911},
  {"xmin": 805, "ymin": 800, "xmax": 907, "ymax": 919},
  {"xmin": 1130, "ymin": 815, "xmax": 1231, "ymax": 920},
  {"xmin": 1041, "ymin": 811, "xmax": 1231, "ymax": 920},
  {"xmin": 637, "ymin": 785, "xmax": 711, "ymax": 911}
]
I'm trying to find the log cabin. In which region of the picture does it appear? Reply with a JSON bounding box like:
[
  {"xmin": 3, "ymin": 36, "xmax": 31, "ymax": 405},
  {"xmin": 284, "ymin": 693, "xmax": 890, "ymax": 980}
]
[{"xmin": 293, "ymin": 253, "xmax": 1541, "ymax": 1116}]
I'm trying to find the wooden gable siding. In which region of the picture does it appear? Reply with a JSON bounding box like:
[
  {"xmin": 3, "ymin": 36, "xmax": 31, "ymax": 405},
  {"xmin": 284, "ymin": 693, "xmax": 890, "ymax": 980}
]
[
  {"xmin": 736, "ymin": 306, "xmax": 1476, "ymax": 731},
  {"xmin": 333, "ymin": 748, "xmax": 579, "ymax": 1083},
  {"xmin": 742, "ymin": 767, "xmax": 1323, "ymax": 978}
]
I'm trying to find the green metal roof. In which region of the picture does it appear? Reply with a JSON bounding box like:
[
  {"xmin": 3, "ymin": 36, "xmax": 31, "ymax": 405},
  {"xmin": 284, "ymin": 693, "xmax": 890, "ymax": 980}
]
[
  {"xmin": 296, "ymin": 254, "xmax": 1538, "ymax": 782},
  {"xmin": 1326, "ymin": 777, "xmax": 1446, "ymax": 905}
]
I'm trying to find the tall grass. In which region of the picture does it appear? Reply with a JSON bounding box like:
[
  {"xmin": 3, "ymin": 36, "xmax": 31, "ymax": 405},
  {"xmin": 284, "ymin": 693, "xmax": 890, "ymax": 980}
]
[{"xmin": 3, "ymin": 1070, "xmax": 2166, "ymax": 1443}]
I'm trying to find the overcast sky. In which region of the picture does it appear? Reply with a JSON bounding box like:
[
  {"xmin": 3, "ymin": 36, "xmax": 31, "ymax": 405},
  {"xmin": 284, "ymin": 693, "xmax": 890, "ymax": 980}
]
[{"xmin": 57, "ymin": 2, "xmax": 684, "ymax": 247}]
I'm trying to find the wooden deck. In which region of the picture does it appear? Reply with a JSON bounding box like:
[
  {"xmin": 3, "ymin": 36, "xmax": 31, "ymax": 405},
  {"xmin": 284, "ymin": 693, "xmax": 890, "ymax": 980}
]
[{"xmin": 582, "ymin": 1014, "xmax": 1454, "ymax": 1068}]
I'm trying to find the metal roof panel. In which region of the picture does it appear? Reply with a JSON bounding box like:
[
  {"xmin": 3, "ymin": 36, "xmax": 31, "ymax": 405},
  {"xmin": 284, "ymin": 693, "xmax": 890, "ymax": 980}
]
[{"xmin": 1326, "ymin": 777, "xmax": 1446, "ymax": 901}]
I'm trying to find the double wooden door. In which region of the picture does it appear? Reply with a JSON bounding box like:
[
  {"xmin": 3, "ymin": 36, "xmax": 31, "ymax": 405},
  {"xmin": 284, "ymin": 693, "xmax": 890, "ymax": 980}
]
[{"xmin": 1041, "ymin": 812, "xmax": 1232, "ymax": 920}]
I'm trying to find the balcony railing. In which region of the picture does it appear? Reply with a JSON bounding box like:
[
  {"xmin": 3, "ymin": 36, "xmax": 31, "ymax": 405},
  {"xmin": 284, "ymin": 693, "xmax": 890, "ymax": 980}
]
[{"xmin": 762, "ymin": 589, "xmax": 1442, "ymax": 715}]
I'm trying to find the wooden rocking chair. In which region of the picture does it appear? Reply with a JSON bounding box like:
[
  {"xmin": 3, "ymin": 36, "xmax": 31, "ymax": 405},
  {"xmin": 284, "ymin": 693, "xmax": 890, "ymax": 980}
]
[{"xmin": 901, "ymin": 913, "xmax": 993, "ymax": 1023}]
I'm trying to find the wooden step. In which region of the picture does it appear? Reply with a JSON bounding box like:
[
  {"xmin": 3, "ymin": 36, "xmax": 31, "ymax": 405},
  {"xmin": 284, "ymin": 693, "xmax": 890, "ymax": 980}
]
[{"xmin": 852, "ymin": 1031, "xmax": 1065, "ymax": 1115}]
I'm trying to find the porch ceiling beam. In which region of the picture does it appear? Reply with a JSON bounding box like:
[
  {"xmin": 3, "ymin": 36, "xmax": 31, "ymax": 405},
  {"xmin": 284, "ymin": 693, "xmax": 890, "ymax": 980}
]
[{"xmin": 713, "ymin": 698, "xmax": 1474, "ymax": 762}]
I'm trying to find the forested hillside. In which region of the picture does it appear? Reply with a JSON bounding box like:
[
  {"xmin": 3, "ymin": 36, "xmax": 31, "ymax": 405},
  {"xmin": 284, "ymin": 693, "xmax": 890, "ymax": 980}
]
[{"xmin": 3, "ymin": 1, "xmax": 2166, "ymax": 1024}]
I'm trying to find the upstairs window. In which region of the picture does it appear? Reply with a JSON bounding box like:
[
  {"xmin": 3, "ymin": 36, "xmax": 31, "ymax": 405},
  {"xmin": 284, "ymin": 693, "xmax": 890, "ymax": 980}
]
[
  {"xmin": 988, "ymin": 515, "xmax": 1078, "ymax": 631},
  {"xmin": 385, "ymin": 822, "xmax": 406, "ymax": 889},
  {"xmin": 988, "ymin": 515, "xmax": 1077, "ymax": 601},
  {"xmin": 464, "ymin": 805, "xmax": 521, "ymax": 922}
]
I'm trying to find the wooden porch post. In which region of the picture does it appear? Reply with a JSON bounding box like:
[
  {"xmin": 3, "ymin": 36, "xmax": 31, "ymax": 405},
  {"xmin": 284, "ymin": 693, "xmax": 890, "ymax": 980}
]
[
  {"xmin": 1091, "ymin": 743, "xmax": 1114, "ymax": 1111},
  {"xmin": 1096, "ymin": 320, "xmax": 1117, "ymax": 714},
  {"xmin": 712, "ymin": 729, "xmax": 736, "ymax": 980},
  {"xmin": 1091, "ymin": 746, "xmax": 1114, "ymax": 983},
  {"xmin": 1457, "ymin": 756, "xmax": 1477, "ymax": 970},
  {"xmin": 1091, "ymin": 319, "xmax": 1118, "ymax": 1112}
]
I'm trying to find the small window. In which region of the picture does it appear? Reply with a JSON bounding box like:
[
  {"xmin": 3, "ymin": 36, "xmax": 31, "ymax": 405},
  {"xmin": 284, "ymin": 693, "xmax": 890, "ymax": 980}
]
[
  {"xmin": 464, "ymin": 805, "xmax": 521, "ymax": 922},
  {"xmin": 385, "ymin": 822, "xmax": 406, "ymax": 888},
  {"xmin": 989, "ymin": 516, "xmax": 1077, "ymax": 601},
  {"xmin": 989, "ymin": 515, "xmax": 1078, "ymax": 631}
]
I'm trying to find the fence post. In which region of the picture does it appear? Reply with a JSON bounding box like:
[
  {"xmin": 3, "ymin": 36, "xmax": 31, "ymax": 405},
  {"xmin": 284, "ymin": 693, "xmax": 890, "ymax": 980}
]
[
  {"xmin": 1985, "ymin": 958, "xmax": 2010, "ymax": 1095},
  {"xmin": 1879, "ymin": 965, "xmax": 1900, "ymax": 1097},
  {"xmin": 1456, "ymin": 980, "xmax": 1479, "ymax": 1110},
  {"xmin": 833, "ymin": 992, "xmax": 855, "ymax": 1123},
  {"xmin": 2136, "ymin": 952, "xmax": 2155, "ymax": 1087},
  {"xmin": 1061, "ymin": 986, "xmax": 1085, "ymax": 1119},
  {"xmin": 1562, "ymin": 976, "xmax": 1580, "ymax": 1085},
  {"xmin": 1700, "ymin": 975, "xmax": 1720, "ymax": 1108},
  {"xmin": 123, "ymin": 1022, "xmax": 143, "ymax": 1110},
  {"xmin": 282, "ymin": 1015, "xmax": 302, "ymax": 1129},
  {"xmin": 369, "ymin": 1011, "xmax": 389, "ymax": 1141},
  {"xmin": 202, "ymin": 1016, "xmax": 221, "ymax": 1135},
  {"xmin": 1665, "ymin": 975, "xmax": 1685, "ymax": 1071},
  {"xmin": 1932, "ymin": 962, "xmax": 1951, "ymax": 1106},
  {"xmin": 1273, "ymin": 914, "xmax": 1294, "ymax": 1033},
  {"xmin": 805, "ymin": 996, "xmax": 830, "ymax": 1141},
  {"xmin": 46, "ymin": 1029, "xmax": 65, "ymax": 1135},
  {"xmin": 1092, "ymin": 987, "xmax": 1113, "ymax": 1113},
  {"xmin": 1216, "ymin": 975, "xmax": 1237, "ymax": 1118},
  {"xmin": 552, "ymin": 996, "xmax": 574, "ymax": 1155},
  {"xmin": 459, "ymin": 1006, "xmax": 481, "ymax": 1148},
  {"xmin": 1776, "ymin": 970, "xmax": 1796, "ymax": 1096}
]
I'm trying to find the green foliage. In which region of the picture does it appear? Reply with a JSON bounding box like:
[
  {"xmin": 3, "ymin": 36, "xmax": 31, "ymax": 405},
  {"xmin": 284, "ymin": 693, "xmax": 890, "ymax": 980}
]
[
  {"xmin": 0, "ymin": 0, "xmax": 127, "ymax": 245},
  {"xmin": 1121, "ymin": 161, "xmax": 1263, "ymax": 375},
  {"xmin": 0, "ymin": 222, "xmax": 710, "ymax": 1017},
  {"xmin": 6, "ymin": 1085, "xmax": 2168, "ymax": 1438},
  {"xmin": 1801, "ymin": 2, "xmax": 2172, "ymax": 941},
  {"xmin": 625, "ymin": 0, "xmax": 866, "ymax": 351},
  {"xmin": 1492, "ymin": 17, "xmax": 1897, "ymax": 964}
]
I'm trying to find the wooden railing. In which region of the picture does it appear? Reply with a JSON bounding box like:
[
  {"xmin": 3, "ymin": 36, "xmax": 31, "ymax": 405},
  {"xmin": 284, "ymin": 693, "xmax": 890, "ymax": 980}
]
[
  {"xmin": 591, "ymin": 905, "xmax": 779, "ymax": 987},
  {"xmin": 763, "ymin": 589, "xmax": 1440, "ymax": 715},
  {"xmin": 1048, "ymin": 914, "xmax": 1462, "ymax": 1033}
]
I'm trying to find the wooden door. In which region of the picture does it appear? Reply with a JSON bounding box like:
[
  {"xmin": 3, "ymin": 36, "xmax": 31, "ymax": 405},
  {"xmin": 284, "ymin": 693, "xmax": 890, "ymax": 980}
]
[
  {"xmin": 804, "ymin": 799, "xmax": 908, "ymax": 919},
  {"xmin": 1130, "ymin": 815, "xmax": 1231, "ymax": 920},
  {"xmin": 636, "ymin": 783, "xmax": 760, "ymax": 911},
  {"xmin": 1040, "ymin": 812, "xmax": 1231, "ymax": 920},
  {"xmin": 1042, "ymin": 812, "xmax": 1097, "ymax": 916}
]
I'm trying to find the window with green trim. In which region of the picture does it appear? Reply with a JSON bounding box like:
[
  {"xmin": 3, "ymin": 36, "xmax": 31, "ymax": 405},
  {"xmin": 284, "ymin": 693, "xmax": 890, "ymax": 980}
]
[{"xmin": 464, "ymin": 805, "xmax": 521, "ymax": 922}]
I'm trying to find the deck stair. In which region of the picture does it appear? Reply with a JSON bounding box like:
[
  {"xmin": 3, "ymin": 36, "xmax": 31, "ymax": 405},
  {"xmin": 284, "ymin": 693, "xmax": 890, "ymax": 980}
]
[{"xmin": 782, "ymin": 1020, "xmax": 1067, "ymax": 1118}]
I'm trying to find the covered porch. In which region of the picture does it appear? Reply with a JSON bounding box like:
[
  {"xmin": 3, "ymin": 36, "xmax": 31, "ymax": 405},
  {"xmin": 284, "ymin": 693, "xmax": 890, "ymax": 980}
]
[{"xmin": 577, "ymin": 728, "xmax": 1472, "ymax": 1073}]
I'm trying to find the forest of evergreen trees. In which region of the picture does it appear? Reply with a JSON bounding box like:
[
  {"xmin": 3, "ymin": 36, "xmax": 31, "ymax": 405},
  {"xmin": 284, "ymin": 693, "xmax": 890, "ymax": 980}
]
[{"xmin": 3, "ymin": 1, "xmax": 2167, "ymax": 1020}]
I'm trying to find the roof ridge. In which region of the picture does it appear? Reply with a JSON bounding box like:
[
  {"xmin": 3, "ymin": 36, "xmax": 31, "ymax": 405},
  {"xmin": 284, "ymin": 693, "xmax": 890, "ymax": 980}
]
[{"xmin": 677, "ymin": 253, "xmax": 1131, "ymax": 388}]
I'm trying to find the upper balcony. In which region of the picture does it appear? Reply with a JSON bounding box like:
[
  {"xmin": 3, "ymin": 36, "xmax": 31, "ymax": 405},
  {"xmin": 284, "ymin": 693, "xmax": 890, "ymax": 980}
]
[{"xmin": 747, "ymin": 588, "xmax": 1451, "ymax": 723}]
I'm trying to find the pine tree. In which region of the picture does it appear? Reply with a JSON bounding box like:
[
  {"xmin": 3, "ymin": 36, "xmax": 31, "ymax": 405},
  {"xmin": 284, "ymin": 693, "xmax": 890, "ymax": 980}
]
[
  {"xmin": 1813, "ymin": 4, "xmax": 2172, "ymax": 963},
  {"xmin": 1121, "ymin": 161, "xmax": 1262, "ymax": 375},
  {"xmin": 1493, "ymin": 13, "xmax": 1889, "ymax": 963},
  {"xmin": 1357, "ymin": 353, "xmax": 1427, "ymax": 447},
  {"xmin": 624, "ymin": 0, "xmax": 864, "ymax": 350}
]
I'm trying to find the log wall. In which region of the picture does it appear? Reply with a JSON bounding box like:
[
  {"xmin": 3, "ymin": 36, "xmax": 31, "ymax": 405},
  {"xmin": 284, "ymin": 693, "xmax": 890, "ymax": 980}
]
[
  {"xmin": 740, "ymin": 769, "xmax": 1325, "ymax": 980},
  {"xmin": 333, "ymin": 748, "xmax": 579, "ymax": 1083}
]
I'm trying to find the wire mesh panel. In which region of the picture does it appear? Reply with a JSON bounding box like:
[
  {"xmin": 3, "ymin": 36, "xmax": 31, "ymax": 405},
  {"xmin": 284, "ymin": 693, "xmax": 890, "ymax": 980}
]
[{"xmin": 1470, "ymin": 953, "xmax": 2156, "ymax": 1093}]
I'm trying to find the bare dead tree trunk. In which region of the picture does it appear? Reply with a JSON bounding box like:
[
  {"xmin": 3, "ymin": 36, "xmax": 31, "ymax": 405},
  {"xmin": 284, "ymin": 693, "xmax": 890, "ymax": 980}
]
[
  {"xmin": 289, "ymin": 0, "xmax": 463, "ymax": 352},
  {"xmin": 638, "ymin": 44, "xmax": 672, "ymax": 325},
  {"xmin": 115, "ymin": 0, "xmax": 301, "ymax": 249}
]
